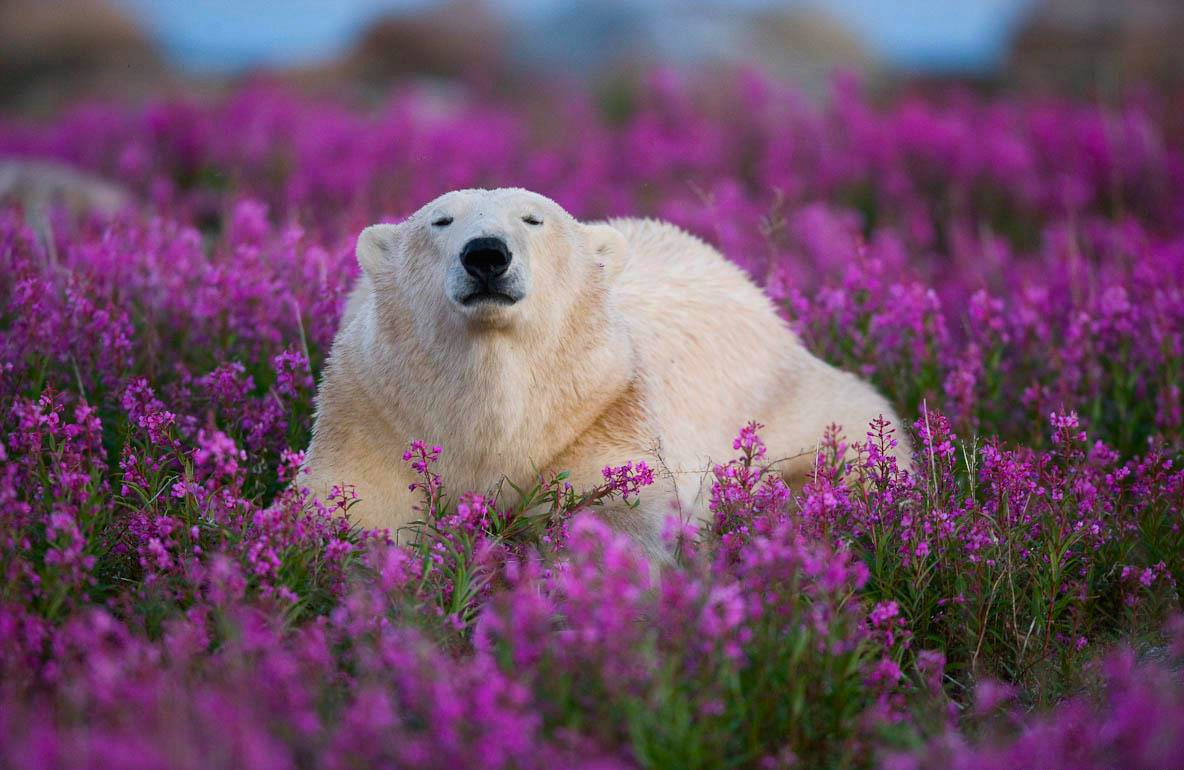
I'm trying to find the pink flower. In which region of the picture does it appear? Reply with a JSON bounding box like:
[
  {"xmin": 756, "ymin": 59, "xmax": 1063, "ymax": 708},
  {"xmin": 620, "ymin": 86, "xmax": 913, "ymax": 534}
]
[{"xmin": 600, "ymin": 460, "xmax": 655, "ymax": 501}]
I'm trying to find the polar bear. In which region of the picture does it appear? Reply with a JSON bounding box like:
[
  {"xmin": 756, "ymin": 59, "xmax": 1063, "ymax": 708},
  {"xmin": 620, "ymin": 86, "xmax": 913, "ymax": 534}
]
[{"xmin": 303, "ymin": 188, "xmax": 910, "ymax": 554}]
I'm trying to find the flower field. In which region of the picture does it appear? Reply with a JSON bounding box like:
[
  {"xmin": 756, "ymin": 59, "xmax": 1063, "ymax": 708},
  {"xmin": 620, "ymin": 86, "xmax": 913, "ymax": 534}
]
[{"xmin": 2, "ymin": 73, "xmax": 1184, "ymax": 768}]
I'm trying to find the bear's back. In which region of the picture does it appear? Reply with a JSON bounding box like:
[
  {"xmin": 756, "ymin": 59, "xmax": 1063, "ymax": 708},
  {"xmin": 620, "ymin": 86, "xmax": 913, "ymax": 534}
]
[
  {"xmin": 607, "ymin": 217, "xmax": 767, "ymax": 310},
  {"xmin": 604, "ymin": 217, "xmax": 814, "ymax": 464},
  {"xmin": 605, "ymin": 216, "xmax": 797, "ymax": 361}
]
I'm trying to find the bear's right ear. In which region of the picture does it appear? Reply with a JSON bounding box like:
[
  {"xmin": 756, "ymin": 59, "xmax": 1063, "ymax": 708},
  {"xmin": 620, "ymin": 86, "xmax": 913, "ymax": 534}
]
[{"xmin": 356, "ymin": 223, "xmax": 402, "ymax": 276}]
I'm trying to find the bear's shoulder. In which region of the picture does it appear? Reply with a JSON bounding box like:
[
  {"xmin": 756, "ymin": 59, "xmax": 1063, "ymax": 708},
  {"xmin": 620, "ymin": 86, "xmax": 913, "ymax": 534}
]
[
  {"xmin": 601, "ymin": 216, "xmax": 767, "ymax": 308},
  {"xmin": 603, "ymin": 216, "xmax": 715, "ymax": 256}
]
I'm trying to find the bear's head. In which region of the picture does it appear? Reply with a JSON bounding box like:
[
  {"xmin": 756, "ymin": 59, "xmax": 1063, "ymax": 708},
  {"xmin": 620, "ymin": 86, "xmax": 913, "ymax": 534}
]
[{"xmin": 356, "ymin": 188, "xmax": 627, "ymax": 336}]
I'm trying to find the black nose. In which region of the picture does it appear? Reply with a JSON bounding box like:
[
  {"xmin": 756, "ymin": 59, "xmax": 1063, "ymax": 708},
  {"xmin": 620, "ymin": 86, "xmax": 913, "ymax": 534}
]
[{"xmin": 460, "ymin": 237, "xmax": 512, "ymax": 281}]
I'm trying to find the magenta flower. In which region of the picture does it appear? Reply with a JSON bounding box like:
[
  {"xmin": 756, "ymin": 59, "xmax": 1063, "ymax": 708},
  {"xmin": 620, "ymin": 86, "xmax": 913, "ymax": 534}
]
[{"xmin": 600, "ymin": 460, "xmax": 655, "ymax": 501}]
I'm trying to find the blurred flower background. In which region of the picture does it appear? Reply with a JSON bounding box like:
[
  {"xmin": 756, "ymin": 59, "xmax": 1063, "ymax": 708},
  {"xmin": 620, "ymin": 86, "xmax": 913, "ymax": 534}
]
[{"xmin": 2, "ymin": 1, "xmax": 1184, "ymax": 769}]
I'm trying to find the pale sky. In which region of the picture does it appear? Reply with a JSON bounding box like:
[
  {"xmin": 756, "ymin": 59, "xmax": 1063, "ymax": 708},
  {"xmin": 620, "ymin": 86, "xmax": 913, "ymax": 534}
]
[{"xmin": 115, "ymin": 0, "xmax": 1036, "ymax": 74}]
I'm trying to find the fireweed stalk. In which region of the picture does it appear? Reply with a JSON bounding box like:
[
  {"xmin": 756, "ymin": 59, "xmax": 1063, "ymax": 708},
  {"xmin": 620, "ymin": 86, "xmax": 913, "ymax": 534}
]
[{"xmin": 2, "ymin": 73, "xmax": 1184, "ymax": 768}]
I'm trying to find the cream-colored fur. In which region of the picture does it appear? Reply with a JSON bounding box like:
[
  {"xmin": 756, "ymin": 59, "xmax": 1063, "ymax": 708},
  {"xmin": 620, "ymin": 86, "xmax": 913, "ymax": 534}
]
[{"xmin": 303, "ymin": 188, "xmax": 910, "ymax": 555}]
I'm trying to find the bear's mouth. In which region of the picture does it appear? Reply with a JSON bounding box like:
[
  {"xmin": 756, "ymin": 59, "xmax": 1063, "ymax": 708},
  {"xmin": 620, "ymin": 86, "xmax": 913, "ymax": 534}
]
[{"xmin": 461, "ymin": 290, "xmax": 520, "ymax": 307}]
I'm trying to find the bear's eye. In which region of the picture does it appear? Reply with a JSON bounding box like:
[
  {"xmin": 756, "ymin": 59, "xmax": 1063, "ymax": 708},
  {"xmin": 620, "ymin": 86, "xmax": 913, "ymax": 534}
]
[
  {"xmin": 522, "ymin": 214, "xmax": 543, "ymax": 226},
  {"xmin": 431, "ymin": 216, "xmax": 453, "ymax": 228}
]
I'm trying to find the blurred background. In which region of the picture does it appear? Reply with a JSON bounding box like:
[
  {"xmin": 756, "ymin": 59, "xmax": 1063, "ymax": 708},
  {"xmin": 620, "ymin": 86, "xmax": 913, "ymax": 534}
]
[{"xmin": 3, "ymin": 0, "xmax": 1183, "ymax": 111}]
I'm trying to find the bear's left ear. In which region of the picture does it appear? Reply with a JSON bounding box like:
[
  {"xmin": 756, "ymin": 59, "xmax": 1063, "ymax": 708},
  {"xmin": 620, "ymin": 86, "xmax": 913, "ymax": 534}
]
[
  {"xmin": 583, "ymin": 222, "xmax": 628, "ymax": 282},
  {"xmin": 356, "ymin": 223, "xmax": 402, "ymax": 276}
]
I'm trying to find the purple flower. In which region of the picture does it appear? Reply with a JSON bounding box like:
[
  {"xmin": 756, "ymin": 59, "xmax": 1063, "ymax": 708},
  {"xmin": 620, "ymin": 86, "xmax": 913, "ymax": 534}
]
[{"xmin": 600, "ymin": 460, "xmax": 655, "ymax": 501}]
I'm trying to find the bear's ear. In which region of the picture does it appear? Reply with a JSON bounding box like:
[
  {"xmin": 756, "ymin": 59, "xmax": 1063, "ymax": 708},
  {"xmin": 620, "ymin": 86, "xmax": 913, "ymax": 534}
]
[
  {"xmin": 583, "ymin": 222, "xmax": 628, "ymax": 281},
  {"xmin": 356, "ymin": 223, "xmax": 402, "ymax": 276}
]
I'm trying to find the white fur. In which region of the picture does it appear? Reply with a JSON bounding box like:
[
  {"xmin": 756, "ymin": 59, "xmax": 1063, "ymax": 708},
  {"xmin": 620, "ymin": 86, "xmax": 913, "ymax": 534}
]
[{"xmin": 303, "ymin": 188, "xmax": 910, "ymax": 554}]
